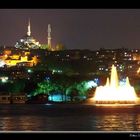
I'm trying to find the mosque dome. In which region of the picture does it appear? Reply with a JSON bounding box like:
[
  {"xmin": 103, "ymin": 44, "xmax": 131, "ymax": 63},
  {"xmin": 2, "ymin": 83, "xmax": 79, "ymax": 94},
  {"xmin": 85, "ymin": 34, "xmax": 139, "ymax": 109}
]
[{"xmin": 15, "ymin": 20, "xmax": 41, "ymax": 50}]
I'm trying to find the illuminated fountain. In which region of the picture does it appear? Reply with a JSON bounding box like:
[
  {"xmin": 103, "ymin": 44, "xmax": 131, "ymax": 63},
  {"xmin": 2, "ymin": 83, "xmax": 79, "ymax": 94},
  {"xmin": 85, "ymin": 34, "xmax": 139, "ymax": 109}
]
[{"xmin": 93, "ymin": 65, "xmax": 139, "ymax": 104}]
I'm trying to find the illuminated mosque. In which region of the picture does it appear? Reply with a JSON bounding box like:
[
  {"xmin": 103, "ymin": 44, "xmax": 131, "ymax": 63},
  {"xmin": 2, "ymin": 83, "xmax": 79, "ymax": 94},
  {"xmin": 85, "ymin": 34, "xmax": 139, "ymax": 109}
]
[
  {"xmin": 15, "ymin": 20, "xmax": 41, "ymax": 49},
  {"xmin": 14, "ymin": 20, "xmax": 54, "ymax": 51}
]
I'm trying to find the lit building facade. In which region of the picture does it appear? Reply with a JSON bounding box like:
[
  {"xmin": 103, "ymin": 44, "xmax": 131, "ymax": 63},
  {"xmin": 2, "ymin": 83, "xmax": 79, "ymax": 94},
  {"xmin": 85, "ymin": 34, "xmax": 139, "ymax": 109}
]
[{"xmin": 4, "ymin": 55, "xmax": 39, "ymax": 67}]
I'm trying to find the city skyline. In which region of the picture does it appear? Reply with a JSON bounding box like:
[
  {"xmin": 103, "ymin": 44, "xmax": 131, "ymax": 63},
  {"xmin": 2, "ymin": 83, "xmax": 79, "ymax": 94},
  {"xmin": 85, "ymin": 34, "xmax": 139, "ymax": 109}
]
[{"xmin": 1, "ymin": 9, "xmax": 140, "ymax": 50}]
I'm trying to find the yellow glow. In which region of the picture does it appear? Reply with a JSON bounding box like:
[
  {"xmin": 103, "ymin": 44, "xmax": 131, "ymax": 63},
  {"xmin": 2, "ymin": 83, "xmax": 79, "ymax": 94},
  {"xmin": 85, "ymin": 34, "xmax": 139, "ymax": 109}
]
[
  {"xmin": 4, "ymin": 50, "xmax": 11, "ymax": 55},
  {"xmin": 4, "ymin": 55, "xmax": 38, "ymax": 67},
  {"xmin": 9, "ymin": 55, "xmax": 20, "ymax": 60},
  {"xmin": 137, "ymin": 68, "xmax": 140, "ymax": 74},
  {"xmin": 133, "ymin": 57, "xmax": 136, "ymax": 60},
  {"xmin": 21, "ymin": 56, "xmax": 28, "ymax": 61},
  {"xmin": 93, "ymin": 65, "xmax": 138, "ymax": 104}
]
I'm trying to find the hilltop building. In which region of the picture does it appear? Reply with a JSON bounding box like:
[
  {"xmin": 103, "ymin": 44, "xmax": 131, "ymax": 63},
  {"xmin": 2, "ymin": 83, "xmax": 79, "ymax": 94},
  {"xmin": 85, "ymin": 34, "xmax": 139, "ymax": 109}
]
[{"xmin": 15, "ymin": 20, "xmax": 41, "ymax": 50}]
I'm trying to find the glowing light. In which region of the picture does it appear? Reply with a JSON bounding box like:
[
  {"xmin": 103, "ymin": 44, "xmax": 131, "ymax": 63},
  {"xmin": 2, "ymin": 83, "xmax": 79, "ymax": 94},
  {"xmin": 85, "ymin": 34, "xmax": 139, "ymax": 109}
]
[
  {"xmin": 52, "ymin": 69, "xmax": 62, "ymax": 73},
  {"xmin": 105, "ymin": 69, "xmax": 108, "ymax": 71},
  {"xmin": 119, "ymin": 78, "xmax": 126, "ymax": 86},
  {"xmin": 93, "ymin": 65, "xmax": 138, "ymax": 104},
  {"xmin": 45, "ymin": 103, "xmax": 52, "ymax": 106},
  {"xmin": 45, "ymin": 77, "xmax": 50, "ymax": 80},
  {"xmin": 0, "ymin": 77, "xmax": 8, "ymax": 83},
  {"xmin": 87, "ymin": 81, "xmax": 98, "ymax": 88},
  {"xmin": 0, "ymin": 59, "xmax": 5, "ymax": 67},
  {"xmin": 27, "ymin": 69, "xmax": 32, "ymax": 73},
  {"xmin": 137, "ymin": 68, "xmax": 140, "ymax": 74},
  {"xmin": 133, "ymin": 57, "xmax": 136, "ymax": 60},
  {"xmin": 48, "ymin": 94, "xmax": 68, "ymax": 102}
]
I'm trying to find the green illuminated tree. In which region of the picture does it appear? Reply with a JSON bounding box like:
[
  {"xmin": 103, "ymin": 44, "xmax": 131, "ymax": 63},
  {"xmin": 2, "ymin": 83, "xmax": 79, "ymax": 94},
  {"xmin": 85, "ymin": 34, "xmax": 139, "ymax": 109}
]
[
  {"xmin": 31, "ymin": 80, "xmax": 60, "ymax": 101},
  {"xmin": 30, "ymin": 77, "xmax": 95, "ymax": 102},
  {"xmin": 33, "ymin": 80, "xmax": 53, "ymax": 96},
  {"xmin": 66, "ymin": 81, "xmax": 94, "ymax": 101},
  {"xmin": 53, "ymin": 75, "xmax": 74, "ymax": 102},
  {"xmin": 66, "ymin": 82, "xmax": 78, "ymax": 102}
]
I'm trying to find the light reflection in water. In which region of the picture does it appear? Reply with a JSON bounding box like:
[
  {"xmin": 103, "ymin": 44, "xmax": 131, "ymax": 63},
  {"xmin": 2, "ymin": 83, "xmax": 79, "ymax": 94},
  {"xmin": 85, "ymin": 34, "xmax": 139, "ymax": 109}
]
[
  {"xmin": 0, "ymin": 105, "xmax": 140, "ymax": 131},
  {"xmin": 0, "ymin": 114, "xmax": 140, "ymax": 131},
  {"xmin": 92, "ymin": 114, "xmax": 140, "ymax": 131},
  {"xmin": 0, "ymin": 116, "xmax": 48, "ymax": 131}
]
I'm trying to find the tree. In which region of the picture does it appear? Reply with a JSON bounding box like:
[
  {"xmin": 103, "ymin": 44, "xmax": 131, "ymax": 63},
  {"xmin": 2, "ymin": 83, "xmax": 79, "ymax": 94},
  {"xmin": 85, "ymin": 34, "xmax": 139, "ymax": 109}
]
[
  {"xmin": 31, "ymin": 80, "xmax": 57, "ymax": 101},
  {"xmin": 69, "ymin": 88, "xmax": 79, "ymax": 102},
  {"xmin": 7, "ymin": 80, "xmax": 25, "ymax": 94},
  {"xmin": 52, "ymin": 75, "xmax": 74, "ymax": 102}
]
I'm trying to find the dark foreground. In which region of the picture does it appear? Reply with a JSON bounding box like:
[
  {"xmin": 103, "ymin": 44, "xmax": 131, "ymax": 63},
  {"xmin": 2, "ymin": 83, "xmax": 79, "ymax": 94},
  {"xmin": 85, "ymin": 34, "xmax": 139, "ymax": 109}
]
[{"xmin": 0, "ymin": 103, "xmax": 140, "ymax": 131}]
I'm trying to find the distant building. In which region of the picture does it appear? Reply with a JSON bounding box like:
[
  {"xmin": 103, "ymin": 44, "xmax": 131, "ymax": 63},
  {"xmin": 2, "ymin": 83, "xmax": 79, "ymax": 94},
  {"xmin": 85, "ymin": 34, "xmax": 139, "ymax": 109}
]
[
  {"xmin": 0, "ymin": 94, "xmax": 11, "ymax": 104},
  {"xmin": 15, "ymin": 19, "xmax": 41, "ymax": 50},
  {"xmin": 4, "ymin": 55, "xmax": 38, "ymax": 67},
  {"xmin": 0, "ymin": 93, "xmax": 27, "ymax": 104},
  {"xmin": 12, "ymin": 94, "xmax": 27, "ymax": 104}
]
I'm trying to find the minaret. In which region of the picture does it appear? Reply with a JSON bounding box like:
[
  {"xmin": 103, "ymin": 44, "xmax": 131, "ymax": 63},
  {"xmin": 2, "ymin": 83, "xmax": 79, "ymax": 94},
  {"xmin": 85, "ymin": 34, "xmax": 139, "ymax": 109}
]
[
  {"xmin": 47, "ymin": 24, "xmax": 52, "ymax": 49},
  {"xmin": 27, "ymin": 19, "xmax": 31, "ymax": 36}
]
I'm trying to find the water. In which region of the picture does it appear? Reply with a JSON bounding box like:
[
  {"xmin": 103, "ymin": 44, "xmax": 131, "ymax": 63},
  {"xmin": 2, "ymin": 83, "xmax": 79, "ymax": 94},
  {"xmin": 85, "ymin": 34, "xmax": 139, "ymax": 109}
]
[{"xmin": 0, "ymin": 104, "xmax": 140, "ymax": 131}]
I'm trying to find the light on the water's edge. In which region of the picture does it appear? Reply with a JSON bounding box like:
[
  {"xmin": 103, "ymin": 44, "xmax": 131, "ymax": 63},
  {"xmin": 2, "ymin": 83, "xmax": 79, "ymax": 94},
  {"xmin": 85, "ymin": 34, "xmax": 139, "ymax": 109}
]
[{"xmin": 93, "ymin": 65, "xmax": 139, "ymax": 104}]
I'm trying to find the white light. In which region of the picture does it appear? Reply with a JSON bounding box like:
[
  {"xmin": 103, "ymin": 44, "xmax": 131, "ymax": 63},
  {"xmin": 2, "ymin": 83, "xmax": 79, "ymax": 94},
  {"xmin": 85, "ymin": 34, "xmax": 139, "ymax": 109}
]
[
  {"xmin": 20, "ymin": 39, "xmax": 24, "ymax": 42},
  {"xmin": 87, "ymin": 81, "xmax": 97, "ymax": 88},
  {"xmin": 0, "ymin": 60, "xmax": 5, "ymax": 67},
  {"xmin": 27, "ymin": 69, "xmax": 32, "ymax": 73},
  {"xmin": 0, "ymin": 77, "xmax": 8, "ymax": 83}
]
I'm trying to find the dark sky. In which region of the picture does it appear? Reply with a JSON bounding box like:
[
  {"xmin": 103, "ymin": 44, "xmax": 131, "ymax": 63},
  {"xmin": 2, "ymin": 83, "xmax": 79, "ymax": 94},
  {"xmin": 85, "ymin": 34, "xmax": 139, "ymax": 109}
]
[{"xmin": 0, "ymin": 9, "xmax": 140, "ymax": 50}]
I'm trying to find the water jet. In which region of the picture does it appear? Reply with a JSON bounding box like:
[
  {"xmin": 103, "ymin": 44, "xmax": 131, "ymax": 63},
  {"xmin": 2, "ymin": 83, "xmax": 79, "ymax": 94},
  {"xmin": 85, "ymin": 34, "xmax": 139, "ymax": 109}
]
[{"xmin": 93, "ymin": 65, "xmax": 139, "ymax": 105}]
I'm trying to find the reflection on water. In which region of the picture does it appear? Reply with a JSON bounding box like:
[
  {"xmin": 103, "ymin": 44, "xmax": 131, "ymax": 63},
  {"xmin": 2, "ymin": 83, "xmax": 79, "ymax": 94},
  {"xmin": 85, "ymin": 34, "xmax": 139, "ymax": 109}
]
[
  {"xmin": 0, "ymin": 104, "xmax": 140, "ymax": 131},
  {"xmin": 0, "ymin": 116, "xmax": 50, "ymax": 131},
  {"xmin": 93, "ymin": 114, "xmax": 139, "ymax": 131}
]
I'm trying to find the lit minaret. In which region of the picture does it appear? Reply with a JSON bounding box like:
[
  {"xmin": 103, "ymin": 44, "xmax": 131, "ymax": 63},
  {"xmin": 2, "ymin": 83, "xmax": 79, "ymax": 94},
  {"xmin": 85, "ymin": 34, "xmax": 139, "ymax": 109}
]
[
  {"xmin": 27, "ymin": 19, "xmax": 31, "ymax": 36},
  {"xmin": 48, "ymin": 24, "xmax": 51, "ymax": 49}
]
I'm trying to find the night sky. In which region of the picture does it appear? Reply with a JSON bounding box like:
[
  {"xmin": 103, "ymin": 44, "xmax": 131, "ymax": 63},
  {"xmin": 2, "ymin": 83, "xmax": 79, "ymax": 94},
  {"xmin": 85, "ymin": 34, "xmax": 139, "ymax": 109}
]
[{"xmin": 0, "ymin": 9, "xmax": 140, "ymax": 50}]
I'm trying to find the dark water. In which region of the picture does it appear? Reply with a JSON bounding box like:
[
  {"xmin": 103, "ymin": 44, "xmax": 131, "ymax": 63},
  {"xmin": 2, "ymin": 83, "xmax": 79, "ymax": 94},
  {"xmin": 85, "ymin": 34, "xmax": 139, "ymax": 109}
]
[{"xmin": 0, "ymin": 104, "xmax": 140, "ymax": 131}]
